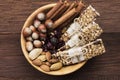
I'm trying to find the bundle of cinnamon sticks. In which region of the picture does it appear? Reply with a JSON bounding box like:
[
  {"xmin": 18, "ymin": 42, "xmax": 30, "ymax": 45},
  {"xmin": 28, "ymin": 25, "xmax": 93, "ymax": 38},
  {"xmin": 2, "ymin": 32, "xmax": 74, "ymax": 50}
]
[{"xmin": 45, "ymin": 0, "xmax": 85, "ymax": 29}]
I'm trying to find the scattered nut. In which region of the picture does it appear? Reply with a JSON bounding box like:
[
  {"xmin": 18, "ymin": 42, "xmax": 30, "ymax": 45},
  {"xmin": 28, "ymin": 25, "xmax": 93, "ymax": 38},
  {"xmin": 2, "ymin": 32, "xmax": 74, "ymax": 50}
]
[
  {"xmin": 32, "ymin": 58, "xmax": 43, "ymax": 66},
  {"xmin": 37, "ymin": 12, "xmax": 46, "ymax": 21},
  {"xmin": 23, "ymin": 27, "xmax": 32, "ymax": 37},
  {"xmin": 40, "ymin": 65, "xmax": 50, "ymax": 72},
  {"xmin": 50, "ymin": 62, "xmax": 63, "ymax": 71},
  {"xmin": 33, "ymin": 40, "xmax": 42, "ymax": 48},
  {"xmin": 37, "ymin": 55, "xmax": 46, "ymax": 62},
  {"xmin": 46, "ymin": 51, "xmax": 51, "ymax": 61},
  {"xmin": 29, "ymin": 48, "xmax": 43, "ymax": 60},
  {"xmin": 34, "ymin": 19, "xmax": 41, "ymax": 28},
  {"xmin": 32, "ymin": 32, "xmax": 39, "ymax": 40}
]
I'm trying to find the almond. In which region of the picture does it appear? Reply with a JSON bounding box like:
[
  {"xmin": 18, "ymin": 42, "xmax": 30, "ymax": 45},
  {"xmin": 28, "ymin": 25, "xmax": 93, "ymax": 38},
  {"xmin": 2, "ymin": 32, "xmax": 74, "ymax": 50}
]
[
  {"xmin": 49, "ymin": 59, "xmax": 59, "ymax": 64},
  {"xmin": 37, "ymin": 55, "xmax": 46, "ymax": 62},
  {"xmin": 32, "ymin": 59, "xmax": 43, "ymax": 66},
  {"xmin": 50, "ymin": 62, "xmax": 63, "ymax": 71},
  {"xmin": 40, "ymin": 65, "xmax": 50, "ymax": 72},
  {"xmin": 45, "ymin": 62, "xmax": 51, "ymax": 67},
  {"xmin": 29, "ymin": 48, "xmax": 43, "ymax": 60},
  {"xmin": 46, "ymin": 51, "xmax": 51, "ymax": 61}
]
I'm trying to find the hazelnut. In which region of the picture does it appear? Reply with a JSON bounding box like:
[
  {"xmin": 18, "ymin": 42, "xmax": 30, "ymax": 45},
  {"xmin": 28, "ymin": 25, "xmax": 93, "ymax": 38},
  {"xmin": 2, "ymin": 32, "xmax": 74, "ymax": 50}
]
[
  {"xmin": 38, "ymin": 24, "xmax": 47, "ymax": 33},
  {"xmin": 23, "ymin": 27, "xmax": 32, "ymax": 37},
  {"xmin": 26, "ymin": 41, "xmax": 33, "ymax": 52},
  {"xmin": 37, "ymin": 12, "xmax": 46, "ymax": 21},
  {"xmin": 45, "ymin": 19, "xmax": 53, "ymax": 28},
  {"xmin": 29, "ymin": 25, "xmax": 36, "ymax": 32},
  {"xmin": 26, "ymin": 36, "xmax": 33, "ymax": 41},
  {"xmin": 33, "ymin": 40, "xmax": 42, "ymax": 48},
  {"xmin": 34, "ymin": 19, "xmax": 41, "ymax": 28},
  {"xmin": 39, "ymin": 33, "xmax": 47, "ymax": 40},
  {"xmin": 32, "ymin": 32, "xmax": 39, "ymax": 40}
]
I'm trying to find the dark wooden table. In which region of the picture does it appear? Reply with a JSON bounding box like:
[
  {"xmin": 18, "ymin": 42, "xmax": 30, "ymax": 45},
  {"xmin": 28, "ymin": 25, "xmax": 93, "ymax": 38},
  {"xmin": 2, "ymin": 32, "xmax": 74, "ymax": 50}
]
[{"xmin": 0, "ymin": 0, "xmax": 120, "ymax": 80}]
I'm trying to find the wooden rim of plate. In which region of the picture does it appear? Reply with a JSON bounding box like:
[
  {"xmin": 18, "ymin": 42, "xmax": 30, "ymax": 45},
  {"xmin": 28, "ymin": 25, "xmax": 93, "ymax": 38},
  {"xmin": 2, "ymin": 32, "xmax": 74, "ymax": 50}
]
[{"xmin": 21, "ymin": 3, "xmax": 86, "ymax": 76}]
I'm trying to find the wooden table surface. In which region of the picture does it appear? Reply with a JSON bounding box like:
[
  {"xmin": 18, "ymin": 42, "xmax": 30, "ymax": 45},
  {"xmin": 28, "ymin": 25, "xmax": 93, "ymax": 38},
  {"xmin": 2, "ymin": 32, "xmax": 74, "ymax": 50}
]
[{"xmin": 0, "ymin": 0, "xmax": 120, "ymax": 80}]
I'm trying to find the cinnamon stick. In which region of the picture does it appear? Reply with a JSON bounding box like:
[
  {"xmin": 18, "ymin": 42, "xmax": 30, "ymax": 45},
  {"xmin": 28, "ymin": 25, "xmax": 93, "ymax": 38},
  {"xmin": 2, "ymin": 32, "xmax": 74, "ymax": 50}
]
[
  {"xmin": 63, "ymin": 1, "xmax": 77, "ymax": 15},
  {"xmin": 52, "ymin": 1, "xmax": 85, "ymax": 29},
  {"xmin": 46, "ymin": 0, "xmax": 63, "ymax": 19},
  {"xmin": 51, "ymin": 1, "xmax": 70, "ymax": 21}
]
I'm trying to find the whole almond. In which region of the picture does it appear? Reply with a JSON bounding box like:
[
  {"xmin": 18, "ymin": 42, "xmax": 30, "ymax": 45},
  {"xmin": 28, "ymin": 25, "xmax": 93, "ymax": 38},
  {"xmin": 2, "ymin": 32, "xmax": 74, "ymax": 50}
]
[
  {"xmin": 49, "ymin": 59, "xmax": 59, "ymax": 64},
  {"xmin": 41, "ymin": 52, "xmax": 46, "ymax": 55},
  {"xmin": 46, "ymin": 51, "xmax": 51, "ymax": 61},
  {"xmin": 40, "ymin": 65, "xmax": 50, "ymax": 72},
  {"xmin": 45, "ymin": 62, "xmax": 51, "ymax": 67},
  {"xmin": 26, "ymin": 41, "xmax": 33, "ymax": 52},
  {"xmin": 29, "ymin": 48, "xmax": 43, "ymax": 60},
  {"xmin": 37, "ymin": 55, "xmax": 46, "ymax": 62},
  {"xmin": 50, "ymin": 62, "xmax": 63, "ymax": 71},
  {"xmin": 32, "ymin": 59, "xmax": 43, "ymax": 66}
]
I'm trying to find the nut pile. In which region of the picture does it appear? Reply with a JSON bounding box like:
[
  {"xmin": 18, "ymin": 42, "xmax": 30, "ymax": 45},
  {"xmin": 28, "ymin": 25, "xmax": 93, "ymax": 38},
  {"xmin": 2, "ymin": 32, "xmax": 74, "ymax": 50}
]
[{"xmin": 22, "ymin": 0, "xmax": 105, "ymax": 72}]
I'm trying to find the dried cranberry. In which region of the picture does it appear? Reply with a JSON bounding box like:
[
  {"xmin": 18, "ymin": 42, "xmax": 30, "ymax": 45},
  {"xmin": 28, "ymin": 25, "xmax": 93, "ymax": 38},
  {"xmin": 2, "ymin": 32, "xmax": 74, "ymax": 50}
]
[{"xmin": 50, "ymin": 37, "xmax": 58, "ymax": 46}]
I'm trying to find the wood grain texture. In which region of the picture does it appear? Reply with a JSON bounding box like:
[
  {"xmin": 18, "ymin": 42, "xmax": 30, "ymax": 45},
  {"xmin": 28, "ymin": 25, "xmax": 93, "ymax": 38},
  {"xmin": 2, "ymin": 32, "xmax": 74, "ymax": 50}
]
[{"xmin": 0, "ymin": 0, "xmax": 120, "ymax": 80}]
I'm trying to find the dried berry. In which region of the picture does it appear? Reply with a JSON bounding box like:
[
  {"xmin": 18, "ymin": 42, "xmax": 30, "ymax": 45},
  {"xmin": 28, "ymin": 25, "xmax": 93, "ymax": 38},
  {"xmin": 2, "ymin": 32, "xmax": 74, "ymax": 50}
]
[
  {"xmin": 50, "ymin": 37, "xmax": 58, "ymax": 46},
  {"xmin": 47, "ymin": 42, "xmax": 54, "ymax": 50}
]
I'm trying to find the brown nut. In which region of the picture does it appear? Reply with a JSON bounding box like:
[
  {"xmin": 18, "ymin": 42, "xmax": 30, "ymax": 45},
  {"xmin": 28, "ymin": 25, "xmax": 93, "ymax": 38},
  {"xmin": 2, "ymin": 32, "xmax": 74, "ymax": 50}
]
[
  {"xmin": 33, "ymin": 40, "xmax": 42, "ymax": 48},
  {"xmin": 32, "ymin": 32, "xmax": 39, "ymax": 40},
  {"xmin": 34, "ymin": 19, "xmax": 41, "ymax": 28},
  {"xmin": 37, "ymin": 12, "xmax": 46, "ymax": 21},
  {"xmin": 23, "ymin": 27, "xmax": 32, "ymax": 37},
  {"xmin": 26, "ymin": 36, "xmax": 33, "ymax": 41},
  {"xmin": 38, "ymin": 24, "xmax": 47, "ymax": 33},
  {"xmin": 46, "ymin": 51, "xmax": 51, "ymax": 61},
  {"xmin": 49, "ymin": 59, "xmax": 59, "ymax": 64},
  {"xmin": 32, "ymin": 58, "xmax": 43, "ymax": 66},
  {"xmin": 45, "ymin": 19, "xmax": 53, "ymax": 29},
  {"xmin": 26, "ymin": 41, "xmax": 33, "ymax": 52},
  {"xmin": 40, "ymin": 65, "xmax": 50, "ymax": 72},
  {"xmin": 29, "ymin": 25, "xmax": 36, "ymax": 32}
]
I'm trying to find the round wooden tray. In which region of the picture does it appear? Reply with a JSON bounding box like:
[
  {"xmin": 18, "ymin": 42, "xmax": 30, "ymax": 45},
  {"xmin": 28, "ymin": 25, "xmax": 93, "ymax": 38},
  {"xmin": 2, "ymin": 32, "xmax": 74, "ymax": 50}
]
[{"xmin": 21, "ymin": 3, "xmax": 86, "ymax": 75}]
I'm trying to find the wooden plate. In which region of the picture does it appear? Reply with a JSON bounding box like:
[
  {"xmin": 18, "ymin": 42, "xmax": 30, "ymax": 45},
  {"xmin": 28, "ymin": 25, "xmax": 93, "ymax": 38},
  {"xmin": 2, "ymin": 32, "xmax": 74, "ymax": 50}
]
[{"xmin": 21, "ymin": 3, "xmax": 86, "ymax": 75}]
